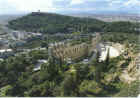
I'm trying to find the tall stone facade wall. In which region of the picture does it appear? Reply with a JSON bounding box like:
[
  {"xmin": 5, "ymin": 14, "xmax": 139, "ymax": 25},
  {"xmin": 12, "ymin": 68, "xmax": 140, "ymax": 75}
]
[
  {"xmin": 89, "ymin": 33, "xmax": 101, "ymax": 54},
  {"xmin": 48, "ymin": 33, "xmax": 101, "ymax": 61}
]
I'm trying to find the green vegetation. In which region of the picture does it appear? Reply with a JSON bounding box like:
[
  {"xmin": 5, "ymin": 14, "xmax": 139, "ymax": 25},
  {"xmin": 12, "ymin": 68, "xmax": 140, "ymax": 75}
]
[
  {"xmin": 0, "ymin": 45, "xmax": 138, "ymax": 97},
  {"xmin": 8, "ymin": 12, "xmax": 106, "ymax": 33},
  {"xmin": 0, "ymin": 85, "xmax": 12, "ymax": 97},
  {"xmin": 104, "ymin": 21, "xmax": 140, "ymax": 33},
  {"xmin": 0, "ymin": 12, "xmax": 139, "ymax": 97},
  {"xmin": 102, "ymin": 32, "xmax": 139, "ymax": 54},
  {"xmin": 0, "ymin": 31, "xmax": 138, "ymax": 97},
  {"xmin": 115, "ymin": 81, "xmax": 140, "ymax": 97},
  {"xmin": 8, "ymin": 12, "xmax": 139, "ymax": 34},
  {"xmin": 102, "ymin": 32, "xmax": 139, "ymax": 44}
]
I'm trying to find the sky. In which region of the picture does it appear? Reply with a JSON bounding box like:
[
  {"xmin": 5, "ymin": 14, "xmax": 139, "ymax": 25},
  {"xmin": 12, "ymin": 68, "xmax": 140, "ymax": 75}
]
[{"xmin": 0, "ymin": 0, "xmax": 140, "ymax": 15}]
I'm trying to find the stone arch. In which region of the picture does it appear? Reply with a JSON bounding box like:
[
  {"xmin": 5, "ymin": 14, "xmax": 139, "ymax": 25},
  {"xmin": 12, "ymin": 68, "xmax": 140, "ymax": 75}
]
[{"xmin": 48, "ymin": 33, "xmax": 101, "ymax": 61}]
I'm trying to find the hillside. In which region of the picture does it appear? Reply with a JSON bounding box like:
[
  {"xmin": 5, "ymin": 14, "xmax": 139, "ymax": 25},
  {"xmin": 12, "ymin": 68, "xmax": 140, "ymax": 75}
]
[
  {"xmin": 0, "ymin": 15, "xmax": 23, "ymax": 34},
  {"xmin": 8, "ymin": 12, "xmax": 139, "ymax": 34},
  {"xmin": 7, "ymin": 12, "xmax": 106, "ymax": 33},
  {"xmin": 104, "ymin": 21, "xmax": 140, "ymax": 33},
  {"xmin": 0, "ymin": 15, "xmax": 23, "ymax": 25}
]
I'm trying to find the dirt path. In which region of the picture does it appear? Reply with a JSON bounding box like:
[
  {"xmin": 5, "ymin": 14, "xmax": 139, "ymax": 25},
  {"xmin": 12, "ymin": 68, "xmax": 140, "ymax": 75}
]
[{"xmin": 120, "ymin": 70, "xmax": 136, "ymax": 84}]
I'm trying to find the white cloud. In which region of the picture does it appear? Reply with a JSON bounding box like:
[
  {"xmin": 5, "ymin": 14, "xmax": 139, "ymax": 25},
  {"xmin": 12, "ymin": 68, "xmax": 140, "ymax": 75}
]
[
  {"xmin": 0, "ymin": 0, "xmax": 140, "ymax": 15},
  {"xmin": 70, "ymin": 0, "xmax": 97, "ymax": 5},
  {"xmin": 124, "ymin": 0, "xmax": 140, "ymax": 6},
  {"xmin": 2, "ymin": 0, "xmax": 57, "ymax": 14},
  {"xmin": 70, "ymin": 0, "xmax": 84, "ymax": 5},
  {"xmin": 0, "ymin": 0, "xmax": 19, "ymax": 14},
  {"xmin": 13, "ymin": 0, "xmax": 54, "ymax": 11},
  {"xmin": 109, "ymin": 0, "xmax": 123, "ymax": 6}
]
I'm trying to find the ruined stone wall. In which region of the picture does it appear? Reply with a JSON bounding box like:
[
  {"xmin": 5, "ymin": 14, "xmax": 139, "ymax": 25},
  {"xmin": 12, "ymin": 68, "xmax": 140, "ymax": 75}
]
[
  {"xmin": 89, "ymin": 33, "xmax": 101, "ymax": 54},
  {"xmin": 48, "ymin": 33, "xmax": 101, "ymax": 61}
]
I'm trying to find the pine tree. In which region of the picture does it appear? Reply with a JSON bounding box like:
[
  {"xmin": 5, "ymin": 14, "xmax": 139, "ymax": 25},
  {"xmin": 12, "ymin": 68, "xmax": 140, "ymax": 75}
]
[
  {"xmin": 105, "ymin": 48, "xmax": 110, "ymax": 67},
  {"xmin": 96, "ymin": 50, "xmax": 100, "ymax": 63}
]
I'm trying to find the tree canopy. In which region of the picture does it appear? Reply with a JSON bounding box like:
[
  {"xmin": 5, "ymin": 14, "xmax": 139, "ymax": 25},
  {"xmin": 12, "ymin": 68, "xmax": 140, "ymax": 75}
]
[{"xmin": 8, "ymin": 12, "xmax": 140, "ymax": 34}]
